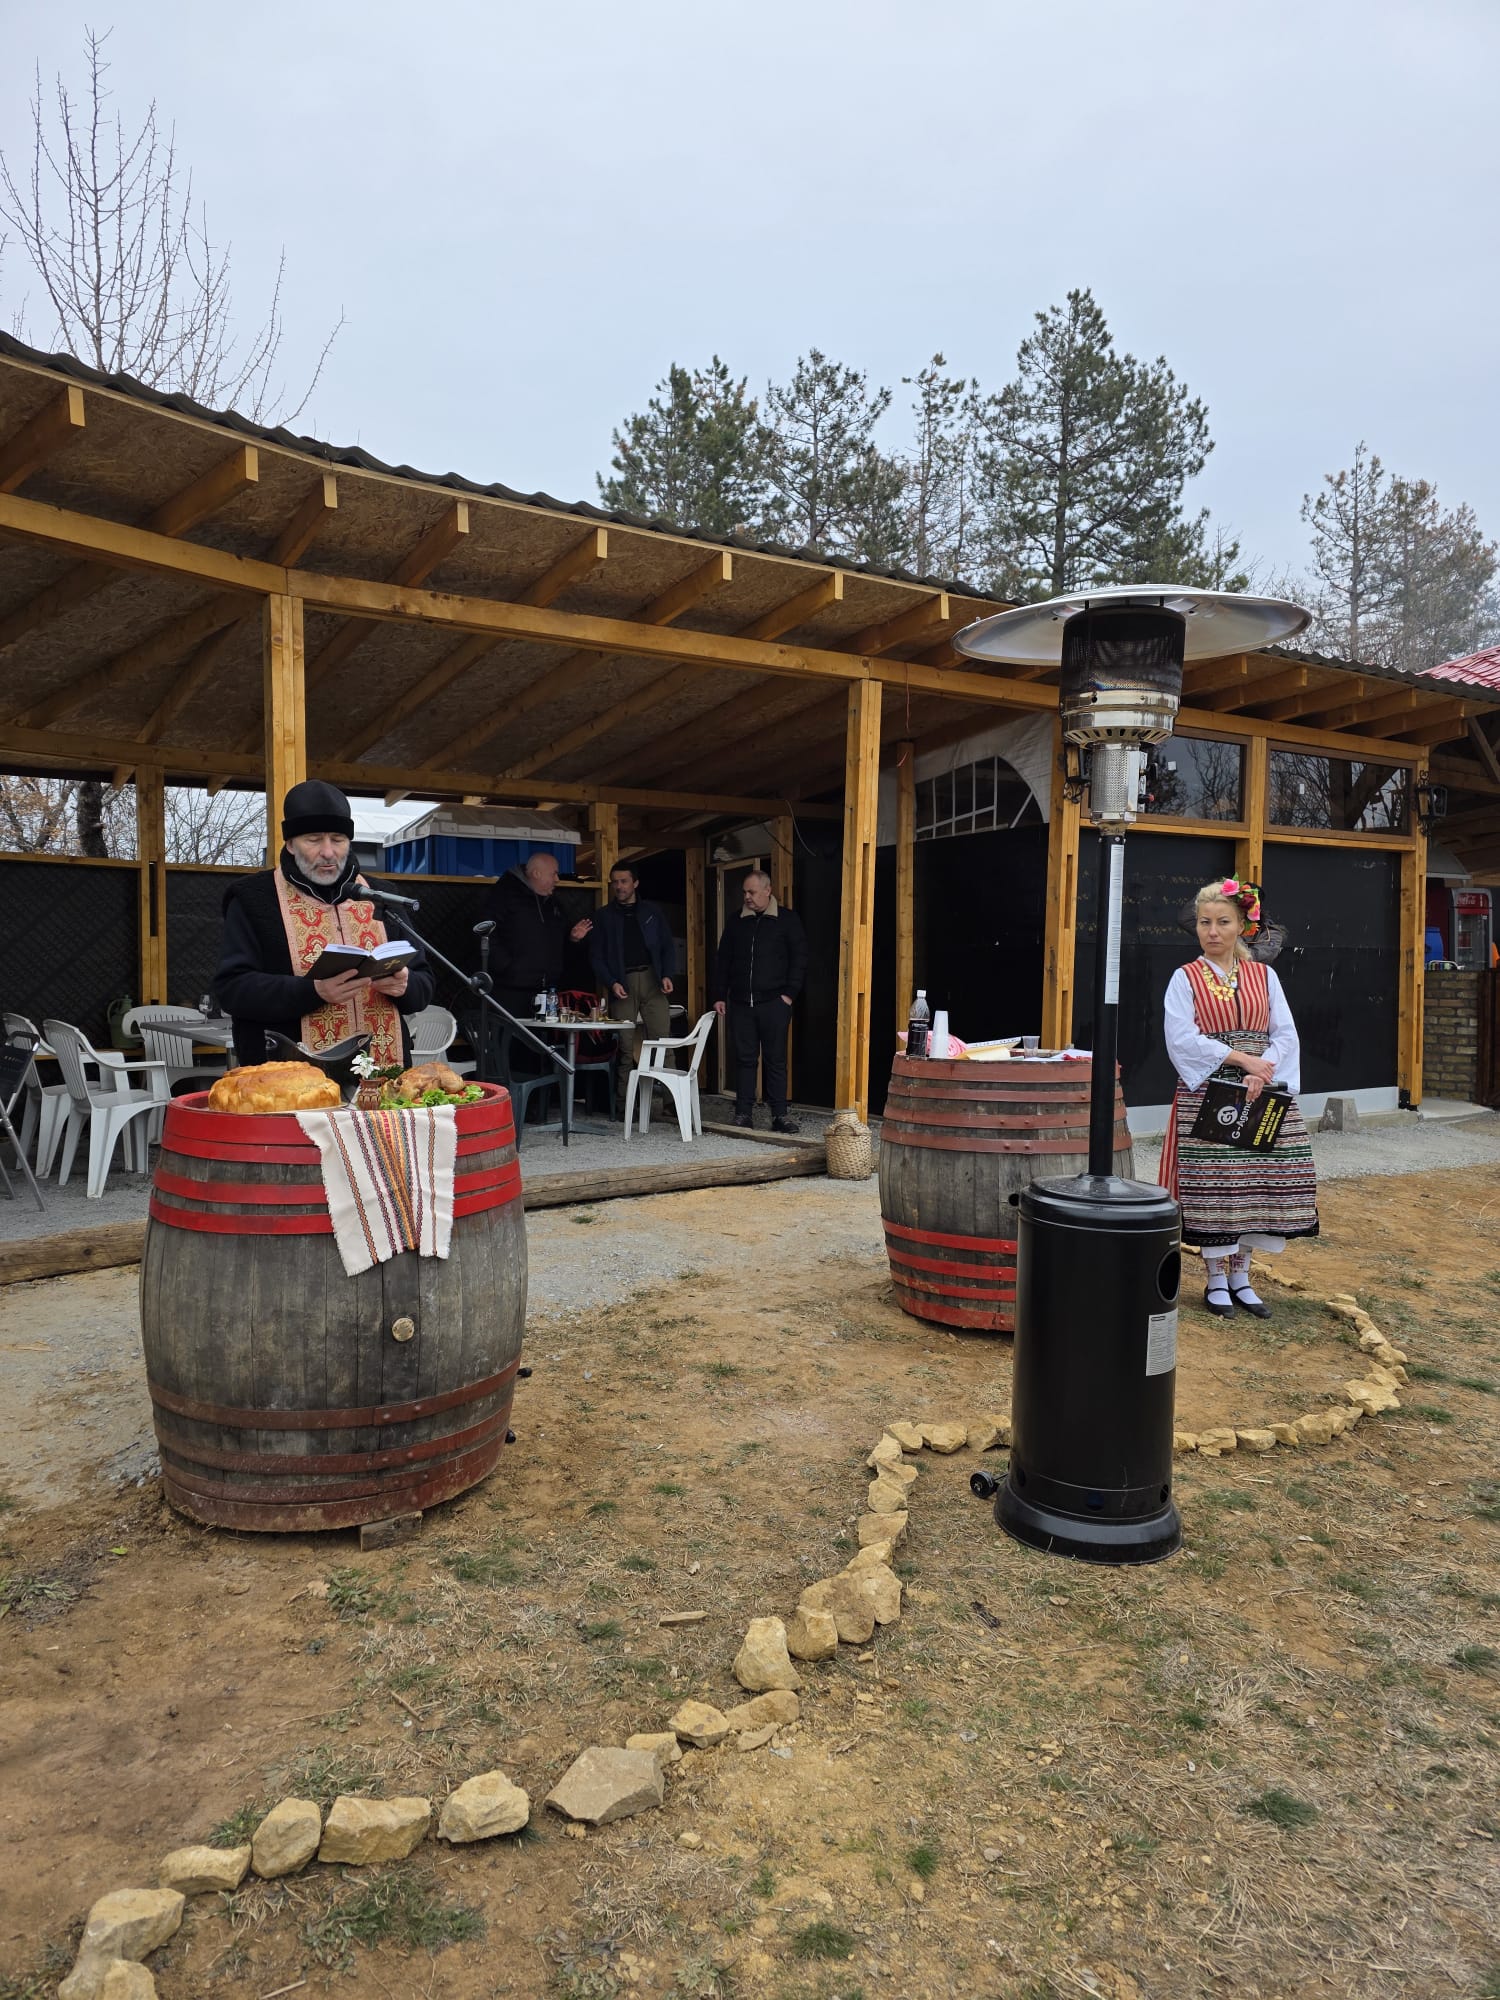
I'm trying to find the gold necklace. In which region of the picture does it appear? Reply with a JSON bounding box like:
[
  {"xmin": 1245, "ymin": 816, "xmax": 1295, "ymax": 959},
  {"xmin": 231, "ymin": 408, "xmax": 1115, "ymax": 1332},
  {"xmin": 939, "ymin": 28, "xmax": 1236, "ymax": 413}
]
[{"xmin": 1200, "ymin": 955, "xmax": 1238, "ymax": 997}]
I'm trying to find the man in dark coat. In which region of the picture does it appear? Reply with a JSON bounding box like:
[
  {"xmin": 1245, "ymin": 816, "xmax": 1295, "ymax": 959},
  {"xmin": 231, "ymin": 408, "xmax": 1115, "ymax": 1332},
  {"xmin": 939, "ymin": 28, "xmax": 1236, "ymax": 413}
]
[
  {"xmin": 215, "ymin": 779, "xmax": 435, "ymax": 1066},
  {"xmin": 480, "ymin": 850, "xmax": 594, "ymax": 1019},
  {"xmin": 712, "ymin": 870, "xmax": 807, "ymax": 1134},
  {"xmin": 590, "ymin": 862, "xmax": 676, "ymax": 1076}
]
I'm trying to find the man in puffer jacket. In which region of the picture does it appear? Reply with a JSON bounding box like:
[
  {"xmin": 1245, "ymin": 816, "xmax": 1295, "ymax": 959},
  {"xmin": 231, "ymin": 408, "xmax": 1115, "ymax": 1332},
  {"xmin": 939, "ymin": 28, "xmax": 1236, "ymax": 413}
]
[
  {"xmin": 480, "ymin": 851, "xmax": 593, "ymax": 1018},
  {"xmin": 712, "ymin": 870, "xmax": 807, "ymax": 1134}
]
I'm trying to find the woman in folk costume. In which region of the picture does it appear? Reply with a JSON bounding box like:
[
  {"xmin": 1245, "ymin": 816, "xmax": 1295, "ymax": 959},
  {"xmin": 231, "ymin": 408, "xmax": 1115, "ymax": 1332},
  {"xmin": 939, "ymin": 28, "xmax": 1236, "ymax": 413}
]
[
  {"xmin": 216, "ymin": 780, "xmax": 435, "ymax": 1067},
  {"xmin": 1159, "ymin": 878, "xmax": 1318, "ymax": 1319}
]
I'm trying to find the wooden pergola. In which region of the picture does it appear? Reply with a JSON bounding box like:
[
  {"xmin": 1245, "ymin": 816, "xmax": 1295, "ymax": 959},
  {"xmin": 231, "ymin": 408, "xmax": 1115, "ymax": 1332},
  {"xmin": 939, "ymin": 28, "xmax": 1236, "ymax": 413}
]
[{"xmin": 2, "ymin": 333, "xmax": 1495, "ymax": 1112}]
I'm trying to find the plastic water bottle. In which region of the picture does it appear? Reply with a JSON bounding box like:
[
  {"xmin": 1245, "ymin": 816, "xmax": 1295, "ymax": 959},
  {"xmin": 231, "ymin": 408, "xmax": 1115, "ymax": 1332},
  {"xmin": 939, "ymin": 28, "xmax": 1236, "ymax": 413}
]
[{"xmin": 907, "ymin": 989, "xmax": 931, "ymax": 1059}]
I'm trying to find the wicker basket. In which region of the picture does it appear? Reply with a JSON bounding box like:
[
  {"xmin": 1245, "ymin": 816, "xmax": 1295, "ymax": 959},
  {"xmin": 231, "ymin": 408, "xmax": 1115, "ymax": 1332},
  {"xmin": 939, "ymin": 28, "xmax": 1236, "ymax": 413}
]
[{"xmin": 825, "ymin": 1110, "xmax": 873, "ymax": 1180}]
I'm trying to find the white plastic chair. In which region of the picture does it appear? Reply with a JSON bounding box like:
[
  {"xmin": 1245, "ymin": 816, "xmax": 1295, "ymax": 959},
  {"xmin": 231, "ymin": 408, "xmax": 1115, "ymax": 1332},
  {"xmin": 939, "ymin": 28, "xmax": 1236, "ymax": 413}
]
[
  {"xmin": 3, "ymin": 1011, "xmax": 66, "ymax": 1166},
  {"xmin": 407, "ymin": 1004, "xmax": 461, "ymax": 1067},
  {"xmin": 124, "ymin": 1005, "xmax": 226, "ymax": 1094},
  {"xmin": 623, "ymin": 1012, "xmax": 717, "ymax": 1143},
  {"xmin": 41, "ymin": 1020, "xmax": 168, "ymax": 1196}
]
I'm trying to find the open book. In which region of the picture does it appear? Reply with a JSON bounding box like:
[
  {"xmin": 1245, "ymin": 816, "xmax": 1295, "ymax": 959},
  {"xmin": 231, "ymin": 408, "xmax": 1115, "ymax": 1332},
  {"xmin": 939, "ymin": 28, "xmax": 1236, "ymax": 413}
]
[{"xmin": 306, "ymin": 939, "xmax": 418, "ymax": 982}]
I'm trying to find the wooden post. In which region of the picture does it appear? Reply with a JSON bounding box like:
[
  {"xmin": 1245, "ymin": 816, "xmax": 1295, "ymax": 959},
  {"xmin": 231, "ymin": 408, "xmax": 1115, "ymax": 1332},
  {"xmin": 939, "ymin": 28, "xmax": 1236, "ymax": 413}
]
[
  {"xmin": 770, "ymin": 811, "xmax": 796, "ymax": 1097},
  {"xmin": 135, "ymin": 765, "xmax": 168, "ymax": 1005},
  {"xmin": 1041, "ymin": 721, "xmax": 1081, "ymax": 1049},
  {"xmin": 1235, "ymin": 732, "xmax": 1268, "ymax": 886},
  {"xmin": 685, "ymin": 843, "xmax": 706, "ymax": 1019},
  {"xmin": 262, "ymin": 594, "xmax": 306, "ymax": 861},
  {"xmin": 894, "ymin": 740, "xmax": 915, "ymax": 1034},
  {"xmin": 835, "ymin": 681, "xmax": 881, "ymax": 1116},
  {"xmin": 589, "ymin": 801, "xmax": 619, "ymax": 888},
  {"xmin": 1397, "ymin": 757, "xmax": 1429, "ymax": 1108}
]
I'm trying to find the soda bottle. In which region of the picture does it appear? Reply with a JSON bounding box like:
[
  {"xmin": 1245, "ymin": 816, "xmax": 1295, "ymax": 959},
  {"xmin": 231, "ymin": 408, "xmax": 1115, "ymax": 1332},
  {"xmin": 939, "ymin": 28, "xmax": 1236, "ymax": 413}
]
[{"xmin": 907, "ymin": 989, "xmax": 931, "ymax": 1059}]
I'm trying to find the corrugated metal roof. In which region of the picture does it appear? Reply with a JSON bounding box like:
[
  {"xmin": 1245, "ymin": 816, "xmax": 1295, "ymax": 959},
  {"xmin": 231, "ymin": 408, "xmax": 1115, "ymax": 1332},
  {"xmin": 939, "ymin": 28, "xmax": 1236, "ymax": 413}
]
[
  {"xmin": 0, "ymin": 329, "xmax": 984, "ymax": 600},
  {"xmin": 1424, "ymin": 646, "xmax": 1500, "ymax": 692},
  {"xmin": 1266, "ymin": 641, "xmax": 1500, "ymax": 706}
]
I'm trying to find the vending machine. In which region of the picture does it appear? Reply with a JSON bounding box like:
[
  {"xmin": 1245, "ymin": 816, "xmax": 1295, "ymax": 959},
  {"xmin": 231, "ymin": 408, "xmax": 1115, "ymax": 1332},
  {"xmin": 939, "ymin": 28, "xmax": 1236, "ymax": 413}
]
[{"xmin": 1450, "ymin": 889, "xmax": 1493, "ymax": 969}]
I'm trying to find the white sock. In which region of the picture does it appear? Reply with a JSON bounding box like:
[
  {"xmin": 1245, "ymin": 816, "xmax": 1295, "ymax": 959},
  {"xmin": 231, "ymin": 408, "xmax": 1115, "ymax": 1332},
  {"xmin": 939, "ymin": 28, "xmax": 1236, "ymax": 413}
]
[
  {"xmin": 1229, "ymin": 1249, "xmax": 1263, "ymax": 1305},
  {"xmin": 1204, "ymin": 1254, "xmax": 1232, "ymax": 1302}
]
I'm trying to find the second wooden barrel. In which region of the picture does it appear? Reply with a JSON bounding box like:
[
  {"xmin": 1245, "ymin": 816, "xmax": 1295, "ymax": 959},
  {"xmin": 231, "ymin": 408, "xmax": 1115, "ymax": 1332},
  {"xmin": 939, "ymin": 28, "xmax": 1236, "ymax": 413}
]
[
  {"xmin": 139, "ymin": 1083, "xmax": 526, "ymax": 1531},
  {"xmin": 878, "ymin": 1054, "xmax": 1134, "ymax": 1334}
]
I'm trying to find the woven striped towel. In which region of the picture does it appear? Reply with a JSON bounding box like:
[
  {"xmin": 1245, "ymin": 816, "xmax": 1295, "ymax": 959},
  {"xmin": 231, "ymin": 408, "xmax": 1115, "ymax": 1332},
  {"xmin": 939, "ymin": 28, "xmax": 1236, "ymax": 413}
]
[{"xmin": 295, "ymin": 1104, "xmax": 458, "ymax": 1276}]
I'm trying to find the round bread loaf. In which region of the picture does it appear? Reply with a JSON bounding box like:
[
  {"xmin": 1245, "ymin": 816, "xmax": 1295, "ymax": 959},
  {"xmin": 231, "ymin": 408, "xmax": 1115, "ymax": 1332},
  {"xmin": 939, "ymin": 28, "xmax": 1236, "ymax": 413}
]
[{"xmin": 207, "ymin": 1061, "xmax": 342, "ymax": 1114}]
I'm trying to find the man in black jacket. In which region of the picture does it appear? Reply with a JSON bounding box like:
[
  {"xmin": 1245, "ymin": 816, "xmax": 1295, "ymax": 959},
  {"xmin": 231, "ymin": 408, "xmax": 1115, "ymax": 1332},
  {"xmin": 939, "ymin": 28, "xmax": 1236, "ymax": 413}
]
[
  {"xmin": 480, "ymin": 851, "xmax": 594, "ymax": 1019},
  {"xmin": 590, "ymin": 863, "xmax": 676, "ymax": 1075},
  {"xmin": 215, "ymin": 779, "xmax": 436, "ymax": 1067},
  {"xmin": 712, "ymin": 870, "xmax": 807, "ymax": 1134}
]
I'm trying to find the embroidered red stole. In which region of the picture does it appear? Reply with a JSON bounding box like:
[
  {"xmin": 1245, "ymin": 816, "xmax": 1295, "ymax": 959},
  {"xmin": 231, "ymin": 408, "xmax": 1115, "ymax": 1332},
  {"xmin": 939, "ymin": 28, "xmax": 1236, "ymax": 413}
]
[{"xmin": 273, "ymin": 873, "xmax": 403, "ymax": 1065}]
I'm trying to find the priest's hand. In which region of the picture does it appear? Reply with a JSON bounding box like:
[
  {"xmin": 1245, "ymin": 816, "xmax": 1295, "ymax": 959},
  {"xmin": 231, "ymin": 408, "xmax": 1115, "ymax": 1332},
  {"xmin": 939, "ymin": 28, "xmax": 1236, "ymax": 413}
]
[
  {"xmin": 371, "ymin": 966, "xmax": 410, "ymax": 998},
  {"xmin": 314, "ymin": 967, "xmax": 372, "ymax": 1005}
]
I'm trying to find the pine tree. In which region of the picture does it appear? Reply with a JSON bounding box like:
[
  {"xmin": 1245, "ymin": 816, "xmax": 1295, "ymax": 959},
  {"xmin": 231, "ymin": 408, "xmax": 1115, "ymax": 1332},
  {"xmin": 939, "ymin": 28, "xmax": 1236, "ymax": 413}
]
[
  {"xmin": 1301, "ymin": 447, "xmax": 1498, "ymax": 668},
  {"xmin": 981, "ymin": 289, "xmax": 1216, "ymax": 599},
  {"xmin": 899, "ymin": 356, "xmax": 988, "ymax": 581},
  {"xmin": 760, "ymin": 350, "xmax": 906, "ymax": 566},
  {"xmin": 598, "ymin": 357, "xmax": 768, "ymax": 537}
]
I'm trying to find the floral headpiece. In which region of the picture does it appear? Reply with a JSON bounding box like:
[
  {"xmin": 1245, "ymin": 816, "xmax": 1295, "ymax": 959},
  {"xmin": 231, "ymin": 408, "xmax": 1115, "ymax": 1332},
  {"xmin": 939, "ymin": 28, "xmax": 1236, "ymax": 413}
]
[{"xmin": 1217, "ymin": 877, "xmax": 1262, "ymax": 936}]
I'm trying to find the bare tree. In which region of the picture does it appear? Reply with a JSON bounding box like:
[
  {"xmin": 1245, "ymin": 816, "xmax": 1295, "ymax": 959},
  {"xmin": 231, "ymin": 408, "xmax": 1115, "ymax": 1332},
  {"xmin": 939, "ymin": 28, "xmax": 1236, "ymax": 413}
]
[
  {"xmin": 0, "ymin": 775, "xmax": 264, "ymax": 861},
  {"xmin": 0, "ymin": 29, "xmax": 341, "ymax": 421},
  {"xmin": 164, "ymin": 786, "xmax": 265, "ymax": 865}
]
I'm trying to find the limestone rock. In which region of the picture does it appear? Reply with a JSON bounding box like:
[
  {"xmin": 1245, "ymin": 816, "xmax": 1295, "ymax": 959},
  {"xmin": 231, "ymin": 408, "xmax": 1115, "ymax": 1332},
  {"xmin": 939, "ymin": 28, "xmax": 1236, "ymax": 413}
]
[
  {"xmin": 723, "ymin": 1690, "xmax": 800, "ymax": 1730},
  {"xmin": 735, "ymin": 1726, "xmax": 777, "ymax": 1751},
  {"xmin": 885, "ymin": 1457, "xmax": 920, "ymax": 1487},
  {"xmin": 843, "ymin": 1543, "xmax": 896, "ymax": 1573},
  {"xmin": 966, "ymin": 1420, "xmax": 1000, "ymax": 1452},
  {"xmin": 546, "ymin": 1747, "xmax": 664, "ymax": 1825},
  {"xmin": 251, "ymin": 1797, "xmax": 321, "ymax": 1878},
  {"xmin": 100, "ymin": 1967, "xmax": 157, "ymax": 2000},
  {"xmin": 1293, "ymin": 1410, "xmax": 1340, "ymax": 1446},
  {"xmin": 319, "ymin": 1796, "xmax": 432, "ymax": 1865},
  {"xmin": 437, "ymin": 1771, "xmax": 531, "ymax": 1843},
  {"xmin": 859, "ymin": 1510, "xmax": 905, "ymax": 1547},
  {"xmin": 798, "ymin": 1574, "xmax": 876, "ymax": 1645},
  {"xmin": 1345, "ymin": 1377, "xmax": 1400, "ymax": 1414},
  {"xmin": 668, "ymin": 1699, "xmax": 731, "ymax": 1747},
  {"xmin": 733, "ymin": 1617, "xmax": 803, "ymax": 1693},
  {"xmin": 1173, "ymin": 1432, "xmax": 1198, "ymax": 1453},
  {"xmin": 854, "ymin": 1561, "xmax": 902, "ymax": 1625},
  {"xmin": 865, "ymin": 1435, "xmax": 905, "ymax": 1470},
  {"xmin": 784, "ymin": 1607, "xmax": 839, "ymax": 1661},
  {"xmin": 626, "ymin": 1731, "xmax": 683, "ymax": 1768},
  {"xmin": 868, "ymin": 1471, "xmax": 912, "ymax": 1514},
  {"xmin": 158, "ymin": 1844, "xmax": 249, "ymax": 1895},
  {"xmin": 920, "ymin": 1420, "xmax": 968, "ymax": 1454},
  {"xmin": 1326, "ymin": 1404, "xmax": 1362, "ymax": 1435},
  {"xmin": 1367, "ymin": 1361, "xmax": 1405, "ymax": 1389},
  {"xmin": 1269, "ymin": 1423, "xmax": 1301, "ymax": 1447},
  {"xmin": 59, "ymin": 1891, "xmax": 184, "ymax": 2000},
  {"xmin": 1196, "ymin": 1427, "xmax": 1238, "ymax": 1453},
  {"xmin": 1236, "ymin": 1429, "xmax": 1277, "ymax": 1453},
  {"xmin": 886, "ymin": 1421, "xmax": 924, "ymax": 1451}
]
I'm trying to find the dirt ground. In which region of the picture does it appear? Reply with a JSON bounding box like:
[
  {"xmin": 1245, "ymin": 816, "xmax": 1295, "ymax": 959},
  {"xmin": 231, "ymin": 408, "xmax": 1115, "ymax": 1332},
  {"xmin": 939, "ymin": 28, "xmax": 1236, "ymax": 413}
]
[{"xmin": 2, "ymin": 1170, "xmax": 1499, "ymax": 2000}]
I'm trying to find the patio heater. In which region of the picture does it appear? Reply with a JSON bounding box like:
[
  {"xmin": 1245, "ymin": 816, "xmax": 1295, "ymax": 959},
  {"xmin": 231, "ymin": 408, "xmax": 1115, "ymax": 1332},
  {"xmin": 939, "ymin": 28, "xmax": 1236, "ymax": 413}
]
[{"xmin": 955, "ymin": 586, "xmax": 1310, "ymax": 1563}]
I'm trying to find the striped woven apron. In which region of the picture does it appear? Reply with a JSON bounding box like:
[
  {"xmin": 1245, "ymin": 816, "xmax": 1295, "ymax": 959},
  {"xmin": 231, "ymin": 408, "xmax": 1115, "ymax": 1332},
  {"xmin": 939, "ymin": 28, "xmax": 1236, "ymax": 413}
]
[{"xmin": 1159, "ymin": 957, "xmax": 1318, "ymax": 1250}]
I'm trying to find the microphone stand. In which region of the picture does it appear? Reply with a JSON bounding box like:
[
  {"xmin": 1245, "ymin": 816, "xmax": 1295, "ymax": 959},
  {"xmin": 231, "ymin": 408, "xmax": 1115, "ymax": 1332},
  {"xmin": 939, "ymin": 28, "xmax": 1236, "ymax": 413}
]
[{"xmin": 367, "ymin": 893, "xmax": 578, "ymax": 1148}]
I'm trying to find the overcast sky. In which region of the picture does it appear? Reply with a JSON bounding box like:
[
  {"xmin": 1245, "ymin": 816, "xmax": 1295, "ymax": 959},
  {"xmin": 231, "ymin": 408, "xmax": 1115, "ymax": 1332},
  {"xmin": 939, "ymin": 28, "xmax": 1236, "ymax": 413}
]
[{"xmin": 2, "ymin": 0, "xmax": 1496, "ymax": 585}]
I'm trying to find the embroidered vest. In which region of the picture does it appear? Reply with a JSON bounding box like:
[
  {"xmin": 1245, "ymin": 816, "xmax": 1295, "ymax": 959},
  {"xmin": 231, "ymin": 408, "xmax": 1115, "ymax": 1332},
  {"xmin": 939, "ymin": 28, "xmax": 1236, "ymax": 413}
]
[
  {"xmin": 1183, "ymin": 955, "xmax": 1269, "ymax": 1040},
  {"xmin": 272, "ymin": 873, "xmax": 403, "ymax": 1065}
]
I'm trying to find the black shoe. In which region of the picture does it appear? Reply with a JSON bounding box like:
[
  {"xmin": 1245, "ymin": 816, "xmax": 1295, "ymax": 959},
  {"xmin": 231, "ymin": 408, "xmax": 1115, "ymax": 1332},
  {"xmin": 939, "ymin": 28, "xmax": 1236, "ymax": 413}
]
[
  {"xmin": 1230, "ymin": 1287, "xmax": 1272, "ymax": 1319},
  {"xmin": 771, "ymin": 1116, "xmax": 800, "ymax": 1135},
  {"xmin": 1204, "ymin": 1285, "xmax": 1235, "ymax": 1318},
  {"xmin": 733, "ymin": 1113, "xmax": 754, "ymax": 1128}
]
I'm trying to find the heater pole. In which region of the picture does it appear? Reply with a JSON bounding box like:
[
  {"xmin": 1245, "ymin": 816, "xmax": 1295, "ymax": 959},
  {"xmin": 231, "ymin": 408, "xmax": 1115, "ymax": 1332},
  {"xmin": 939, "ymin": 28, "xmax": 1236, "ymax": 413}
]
[{"xmin": 1089, "ymin": 830, "xmax": 1126, "ymax": 1177}]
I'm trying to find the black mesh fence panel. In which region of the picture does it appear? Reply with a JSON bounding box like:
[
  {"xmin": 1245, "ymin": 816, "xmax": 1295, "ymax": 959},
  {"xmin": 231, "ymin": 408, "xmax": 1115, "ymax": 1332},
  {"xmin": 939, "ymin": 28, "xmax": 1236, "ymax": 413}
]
[{"xmin": 0, "ymin": 859, "xmax": 138, "ymax": 1044}]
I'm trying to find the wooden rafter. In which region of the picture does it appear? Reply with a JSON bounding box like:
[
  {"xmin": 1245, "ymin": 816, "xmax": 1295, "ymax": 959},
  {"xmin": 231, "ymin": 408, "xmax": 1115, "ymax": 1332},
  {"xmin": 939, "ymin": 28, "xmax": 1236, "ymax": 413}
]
[
  {"xmin": 0, "ymin": 444, "xmax": 258, "ymax": 663},
  {"xmin": 1201, "ymin": 664, "xmax": 1308, "ymax": 712},
  {"xmin": 1254, "ymin": 675, "xmax": 1366, "ymax": 723},
  {"xmin": 497, "ymin": 661, "xmax": 704, "ymax": 782},
  {"xmin": 299, "ymin": 500, "xmax": 470, "ymax": 702},
  {"xmin": 1466, "ymin": 716, "xmax": 1500, "ymax": 790},
  {"xmin": 841, "ymin": 593, "xmax": 950, "ymax": 657},
  {"xmin": 409, "ymin": 549, "xmax": 734, "ymax": 778},
  {"xmin": 739, "ymin": 571, "xmax": 843, "ymax": 641},
  {"xmin": 0, "ymin": 385, "xmax": 86, "ymax": 494},
  {"xmin": 1361, "ymin": 706, "xmax": 1472, "ymax": 747},
  {"xmin": 1182, "ymin": 653, "xmax": 1251, "ymax": 698},
  {"xmin": 22, "ymin": 475, "xmax": 339, "ymax": 747},
  {"xmin": 1301, "ymin": 686, "xmax": 1422, "ymax": 732},
  {"xmin": 601, "ymin": 678, "xmax": 790, "ymax": 787}
]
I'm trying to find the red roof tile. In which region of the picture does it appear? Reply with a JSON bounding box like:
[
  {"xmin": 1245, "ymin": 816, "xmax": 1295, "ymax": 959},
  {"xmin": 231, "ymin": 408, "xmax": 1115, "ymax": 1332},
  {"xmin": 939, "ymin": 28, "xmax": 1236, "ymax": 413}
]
[{"xmin": 1424, "ymin": 647, "xmax": 1500, "ymax": 691}]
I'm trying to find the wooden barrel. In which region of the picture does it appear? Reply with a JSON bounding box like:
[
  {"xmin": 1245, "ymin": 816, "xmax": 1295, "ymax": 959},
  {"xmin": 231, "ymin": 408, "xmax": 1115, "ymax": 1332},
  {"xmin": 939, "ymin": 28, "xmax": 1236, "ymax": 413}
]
[
  {"xmin": 878, "ymin": 1055, "xmax": 1134, "ymax": 1334},
  {"xmin": 139, "ymin": 1084, "xmax": 526, "ymax": 1531}
]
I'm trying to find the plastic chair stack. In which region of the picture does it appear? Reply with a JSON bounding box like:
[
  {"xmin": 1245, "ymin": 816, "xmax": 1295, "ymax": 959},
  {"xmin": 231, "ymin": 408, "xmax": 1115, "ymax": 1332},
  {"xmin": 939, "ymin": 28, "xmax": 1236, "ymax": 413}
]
[{"xmin": 41, "ymin": 1019, "xmax": 169, "ymax": 1198}]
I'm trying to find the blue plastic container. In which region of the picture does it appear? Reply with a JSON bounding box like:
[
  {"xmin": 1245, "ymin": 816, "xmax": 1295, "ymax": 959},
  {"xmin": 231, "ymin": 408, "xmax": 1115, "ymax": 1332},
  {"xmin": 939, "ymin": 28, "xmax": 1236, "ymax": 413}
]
[{"xmin": 382, "ymin": 836, "xmax": 578, "ymax": 878}]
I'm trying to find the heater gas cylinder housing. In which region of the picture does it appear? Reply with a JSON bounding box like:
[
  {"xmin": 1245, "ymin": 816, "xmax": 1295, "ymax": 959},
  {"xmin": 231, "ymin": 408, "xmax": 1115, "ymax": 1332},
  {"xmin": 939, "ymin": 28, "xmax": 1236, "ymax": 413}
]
[{"xmin": 1059, "ymin": 605, "xmax": 1186, "ymax": 826}]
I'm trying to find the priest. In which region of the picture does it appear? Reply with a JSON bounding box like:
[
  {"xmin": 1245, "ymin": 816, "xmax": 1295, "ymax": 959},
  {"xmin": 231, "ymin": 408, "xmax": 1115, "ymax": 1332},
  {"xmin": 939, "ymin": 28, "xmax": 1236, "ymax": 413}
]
[{"xmin": 215, "ymin": 780, "xmax": 436, "ymax": 1067}]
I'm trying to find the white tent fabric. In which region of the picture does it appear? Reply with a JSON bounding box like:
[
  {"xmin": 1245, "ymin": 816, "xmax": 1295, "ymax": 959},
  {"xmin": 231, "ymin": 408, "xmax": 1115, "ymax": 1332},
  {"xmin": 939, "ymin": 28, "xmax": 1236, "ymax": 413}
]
[{"xmin": 876, "ymin": 711, "xmax": 1054, "ymax": 845}]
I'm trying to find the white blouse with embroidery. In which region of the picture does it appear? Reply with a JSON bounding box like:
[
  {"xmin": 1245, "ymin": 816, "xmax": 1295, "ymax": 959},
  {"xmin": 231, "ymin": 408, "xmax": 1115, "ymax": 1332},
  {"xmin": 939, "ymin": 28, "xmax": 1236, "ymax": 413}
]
[{"xmin": 1163, "ymin": 961, "xmax": 1302, "ymax": 1095}]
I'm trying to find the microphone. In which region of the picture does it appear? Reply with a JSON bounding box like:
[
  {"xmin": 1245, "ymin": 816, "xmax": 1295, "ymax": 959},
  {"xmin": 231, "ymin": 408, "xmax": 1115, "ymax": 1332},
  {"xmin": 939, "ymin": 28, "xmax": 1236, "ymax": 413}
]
[{"xmin": 366, "ymin": 886, "xmax": 422, "ymax": 912}]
